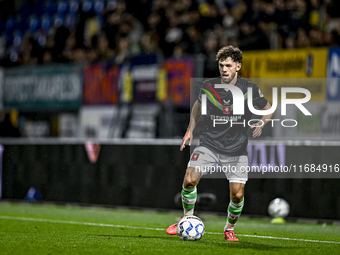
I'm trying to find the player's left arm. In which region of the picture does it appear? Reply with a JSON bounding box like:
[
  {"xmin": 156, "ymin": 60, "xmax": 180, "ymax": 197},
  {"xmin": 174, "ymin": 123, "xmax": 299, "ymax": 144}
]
[{"xmin": 251, "ymin": 102, "xmax": 275, "ymax": 138}]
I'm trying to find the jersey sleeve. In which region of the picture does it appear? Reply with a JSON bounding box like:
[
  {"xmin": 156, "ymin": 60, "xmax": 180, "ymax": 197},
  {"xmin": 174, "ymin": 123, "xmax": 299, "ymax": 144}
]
[{"xmin": 251, "ymin": 83, "xmax": 268, "ymax": 109}]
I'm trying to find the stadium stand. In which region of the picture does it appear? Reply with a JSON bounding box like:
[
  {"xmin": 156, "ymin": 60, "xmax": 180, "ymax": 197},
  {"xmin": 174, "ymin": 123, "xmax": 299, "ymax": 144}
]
[{"xmin": 0, "ymin": 0, "xmax": 339, "ymax": 67}]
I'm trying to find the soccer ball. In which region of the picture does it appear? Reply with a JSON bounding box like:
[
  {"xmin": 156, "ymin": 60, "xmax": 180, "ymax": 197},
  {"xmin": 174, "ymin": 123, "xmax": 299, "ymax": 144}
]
[
  {"xmin": 268, "ymin": 198, "xmax": 290, "ymax": 218},
  {"xmin": 176, "ymin": 216, "xmax": 205, "ymax": 241}
]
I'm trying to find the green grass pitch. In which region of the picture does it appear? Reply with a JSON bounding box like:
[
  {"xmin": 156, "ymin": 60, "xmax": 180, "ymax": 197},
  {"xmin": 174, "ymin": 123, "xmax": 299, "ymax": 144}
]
[{"xmin": 0, "ymin": 202, "xmax": 339, "ymax": 254}]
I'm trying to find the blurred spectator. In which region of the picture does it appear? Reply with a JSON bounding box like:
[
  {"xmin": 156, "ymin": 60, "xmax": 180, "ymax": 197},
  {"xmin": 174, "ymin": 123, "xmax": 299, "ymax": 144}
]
[
  {"xmin": 307, "ymin": 0, "xmax": 324, "ymax": 29},
  {"xmin": 173, "ymin": 45, "xmax": 186, "ymax": 58},
  {"xmin": 73, "ymin": 48, "xmax": 87, "ymax": 62},
  {"xmin": 259, "ymin": 0, "xmax": 276, "ymax": 24},
  {"xmin": 197, "ymin": 4, "xmax": 220, "ymax": 32},
  {"xmin": 274, "ymin": 0, "xmax": 289, "ymax": 38},
  {"xmin": 42, "ymin": 50, "xmax": 53, "ymax": 63},
  {"xmin": 325, "ymin": 0, "xmax": 340, "ymax": 32},
  {"xmin": 115, "ymin": 36, "xmax": 130, "ymax": 64},
  {"xmin": 296, "ymin": 27, "xmax": 311, "ymax": 47},
  {"xmin": 203, "ymin": 33, "xmax": 219, "ymax": 77},
  {"xmin": 120, "ymin": 13, "xmax": 143, "ymax": 56},
  {"xmin": 104, "ymin": 11, "xmax": 122, "ymax": 50},
  {"xmin": 324, "ymin": 30, "xmax": 340, "ymax": 46},
  {"xmin": 97, "ymin": 33, "xmax": 114, "ymax": 60},
  {"xmin": 247, "ymin": 0, "xmax": 262, "ymax": 24},
  {"xmin": 116, "ymin": 0, "xmax": 127, "ymax": 14},
  {"xmin": 83, "ymin": 13, "xmax": 101, "ymax": 49},
  {"xmin": 62, "ymin": 32, "xmax": 77, "ymax": 62},
  {"xmin": 231, "ymin": 0, "xmax": 248, "ymax": 24},
  {"xmin": 140, "ymin": 31, "xmax": 160, "ymax": 54},
  {"xmin": 163, "ymin": 25, "xmax": 184, "ymax": 56},
  {"xmin": 284, "ymin": 34, "xmax": 296, "ymax": 49},
  {"xmin": 238, "ymin": 22, "xmax": 257, "ymax": 50},
  {"xmin": 19, "ymin": 33, "xmax": 39, "ymax": 65},
  {"xmin": 125, "ymin": 0, "xmax": 153, "ymax": 28},
  {"xmin": 42, "ymin": 35, "xmax": 57, "ymax": 63},
  {"xmin": 1, "ymin": 0, "xmax": 340, "ymax": 68},
  {"xmin": 183, "ymin": 26, "xmax": 203, "ymax": 55},
  {"xmin": 53, "ymin": 25, "xmax": 70, "ymax": 61},
  {"xmin": 86, "ymin": 43, "xmax": 99, "ymax": 63},
  {"xmin": 309, "ymin": 27, "xmax": 324, "ymax": 46}
]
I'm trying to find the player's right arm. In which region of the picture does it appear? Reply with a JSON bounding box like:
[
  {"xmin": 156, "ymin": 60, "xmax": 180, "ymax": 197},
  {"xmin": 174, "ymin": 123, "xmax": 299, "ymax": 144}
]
[{"xmin": 180, "ymin": 100, "xmax": 201, "ymax": 151}]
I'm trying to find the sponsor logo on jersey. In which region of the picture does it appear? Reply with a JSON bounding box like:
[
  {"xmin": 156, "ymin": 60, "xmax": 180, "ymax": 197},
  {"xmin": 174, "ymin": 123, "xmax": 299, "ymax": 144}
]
[{"xmin": 211, "ymin": 115, "xmax": 241, "ymax": 121}]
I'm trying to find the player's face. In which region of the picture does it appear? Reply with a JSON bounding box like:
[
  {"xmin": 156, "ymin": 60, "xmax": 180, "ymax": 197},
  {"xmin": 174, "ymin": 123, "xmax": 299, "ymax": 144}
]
[{"xmin": 218, "ymin": 57, "xmax": 241, "ymax": 84}]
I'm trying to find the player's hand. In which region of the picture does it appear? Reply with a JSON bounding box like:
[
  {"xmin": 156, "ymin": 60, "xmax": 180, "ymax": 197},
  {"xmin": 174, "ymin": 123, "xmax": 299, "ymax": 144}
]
[
  {"xmin": 180, "ymin": 130, "xmax": 192, "ymax": 151},
  {"xmin": 251, "ymin": 122, "xmax": 263, "ymax": 138}
]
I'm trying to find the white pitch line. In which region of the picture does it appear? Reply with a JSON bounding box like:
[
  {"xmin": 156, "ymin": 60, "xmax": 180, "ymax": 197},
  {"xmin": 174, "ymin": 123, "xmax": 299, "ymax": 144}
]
[
  {"xmin": 206, "ymin": 232, "xmax": 340, "ymax": 244},
  {"xmin": 0, "ymin": 215, "xmax": 339, "ymax": 245}
]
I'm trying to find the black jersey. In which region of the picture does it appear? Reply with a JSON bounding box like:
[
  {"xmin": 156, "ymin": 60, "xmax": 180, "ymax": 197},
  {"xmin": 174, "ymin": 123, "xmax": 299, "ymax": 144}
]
[{"xmin": 197, "ymin": 77, "xmax": 268, "ymax": 156}]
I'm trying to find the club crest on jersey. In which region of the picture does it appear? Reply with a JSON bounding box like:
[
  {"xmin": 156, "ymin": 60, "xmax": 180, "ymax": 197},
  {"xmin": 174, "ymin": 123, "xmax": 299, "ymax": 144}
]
[
  {"xmin": 191, "ymin": 153, "xmax": 200, "ymax": 161},
  {"xmin": 223, "ymin": 106, "xmax": 231, "ymax": 114}
]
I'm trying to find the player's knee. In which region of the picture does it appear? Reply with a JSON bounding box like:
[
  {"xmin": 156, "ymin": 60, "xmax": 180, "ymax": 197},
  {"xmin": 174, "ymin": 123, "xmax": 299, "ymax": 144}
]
[
  {"xmin": 231, "ymin": 192, "xmax": 243, "ymax": 203},
  {"xmin": 183, "ymin": 177, "xmax": 198, "ymax": 189}
]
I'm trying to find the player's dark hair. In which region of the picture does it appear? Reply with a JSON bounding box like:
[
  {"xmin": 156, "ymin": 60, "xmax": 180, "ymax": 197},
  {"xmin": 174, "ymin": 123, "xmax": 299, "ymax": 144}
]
[{"xmin": 216, "ymin": 45, "xmax": 242, "ymax": 63}]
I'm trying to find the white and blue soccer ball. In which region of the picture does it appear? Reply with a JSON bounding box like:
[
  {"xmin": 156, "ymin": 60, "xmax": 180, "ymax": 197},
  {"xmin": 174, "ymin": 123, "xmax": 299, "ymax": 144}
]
[
  {"xmin": 176, "ymin": 215, "xmax": 205, "ymax": 241},
  {"xmin": 268, "ymin": 198, "xmax": 290, "ymax": 218}
]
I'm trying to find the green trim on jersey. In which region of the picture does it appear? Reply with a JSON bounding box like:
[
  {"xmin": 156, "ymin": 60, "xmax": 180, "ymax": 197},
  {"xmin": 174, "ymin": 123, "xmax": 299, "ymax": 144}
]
[{"xmin": 201, "ymin": 90, "xmax": 249, "ymax": 112}]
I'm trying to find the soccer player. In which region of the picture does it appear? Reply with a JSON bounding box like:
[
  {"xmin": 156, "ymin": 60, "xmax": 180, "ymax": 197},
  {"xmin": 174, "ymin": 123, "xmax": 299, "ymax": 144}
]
[{"xmin": 166, "ymin": 45, "xmax": 275, "ymax": 241}]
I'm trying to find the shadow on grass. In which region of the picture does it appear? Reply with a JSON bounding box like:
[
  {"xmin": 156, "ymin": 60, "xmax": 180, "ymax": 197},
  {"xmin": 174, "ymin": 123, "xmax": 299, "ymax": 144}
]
[
  {"xmin": 199, "ymin": 240, "xmax": 299, "ymax": 251},
  {"xmin": 93, "ymin": 234, "xmax": 299, "ymax": 251},
  {"xmin": 94, "ymin": 234, "xmax": 178, "ymax": 241}
]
